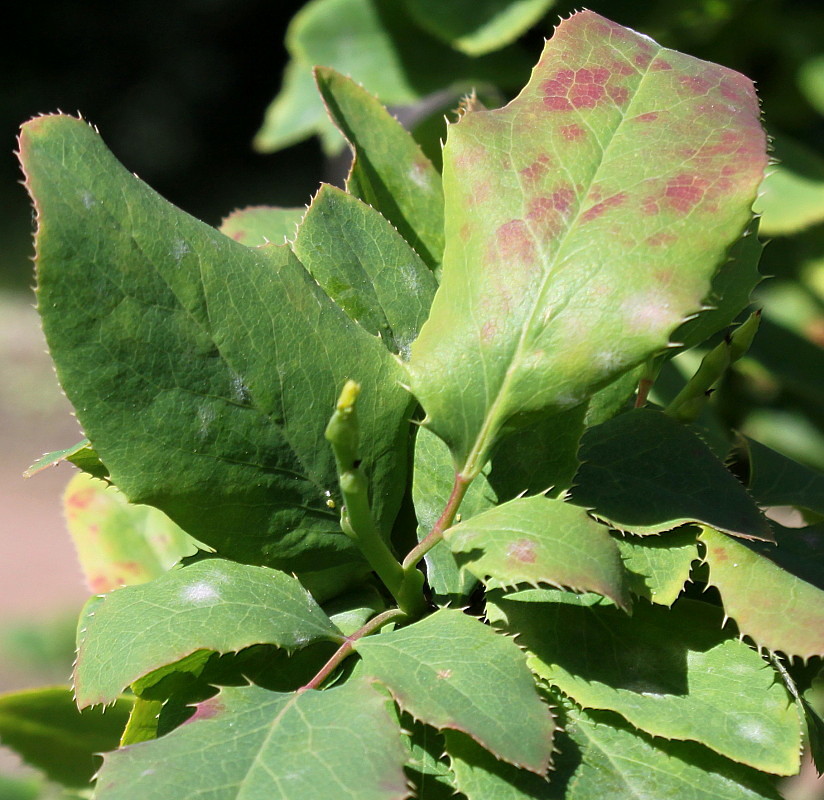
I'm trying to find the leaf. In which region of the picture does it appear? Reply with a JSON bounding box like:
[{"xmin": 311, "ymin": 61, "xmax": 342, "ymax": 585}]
[
  {"xmin": 292, "ymin": 183, "xmax": 437, "ymax": 357},
  {"xmin": 670, "ymin": 220, "xmax": 764, "ymax": 352},
  {"xmin": 73, "ymin": 559, "xmax": 344, "ymax": 707},
  {"xmin": 255, "ymin": 0, "xmax": 532, "ymax": 154},
  {"xmin": 412, "ymin": 407, "xmax": 586, "ymax": 604},
  {"xmin": 0, "ymin": 687, "xmax": 132, "ymax": 788},
  {"xmin": 443, "ymin": 494, "xmax": 630, "ymax": 608},
  {"xmin": 700, "ymin": 526, "xmax": 824, "ymax": 659},
  {"xmin": 755, "ymin": 135, "xmax": 824, "ymax": 236},
  {"xmin": 402, "ymin": 716, "xmax": 460, "ymax": 800},
  {"xmin": 64, "ymin": 472, "xmax": 200, "ymax": 593},
  {"xmin": 21, "ymin": 114, "xmax": 413, "ymax": 598},
  {"xmin": 355, "ymin": 609, "xmax": 555, "ymax": 773},
  {"xmin": 412, "ymin": 427, "xmax": 493, "ymax": 603},
  {"xmin": 315, "ymin": 67, "xmax": 445, "ymax": 270},
  {"xmin": 24, "ymin": 437, "xmax": 108, "ymax": 480},
  {"xmin": 490, "ymin": 595, "xmax": 802, "ymax": 774},
  {"xmin": 93, "ymin": 679, "xmax": 409, "ymax": 800},
  {"xmin": 614, "ymin": 527, "xmax": 698, "ymax": 605},
  {"xmin": 560, "ymin": 705, "xmax": 783, "ymax": 800},
  {"xmin": 742, "ymin": 435, "xmax": 824, "ymax": 517},
  {"xmin": 403, "ymin": 0, "xmax": 555, "ymax": 56},
  {"xmin": 406, "ymin": 10, "xmax": 767, "ymax": 478},
  {"xmin": 571, "ymin": 409, "xmax": 774, "ymax": 541},
  {"xmin": 218, "ymin": 205, "xmax": 305, "ymax": 247},
  {"xmin": 445, "ymin": 730, "xmax": 558, "ymax": 799}
]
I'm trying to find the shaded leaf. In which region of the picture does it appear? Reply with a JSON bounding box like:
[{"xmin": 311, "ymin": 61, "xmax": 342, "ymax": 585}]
[
  {"xmin": 218, "ymin": 205, "xmax": 305, "ymax": 247},
  {"xmin": 571, "ymin": 409, "xmax": 773, "ymax": 541},
  {"xmin": 292, "ymin": 183, "xmax": 437, "ymax": 357},
  {"xmin": 406, "ymin": 10, "xmax": 767, "ymax": 477},
  {"xmin": 315, "ymin": 67, "xmax": 445, "ymax": 269},
  {"xmin": 93, "ymin": 679, "xmax": 409, "ymax": 800},
  {"xmin": 490, "ymin": 595, "xmax": 801, "ymax": 774},
  {"xmin": 24, "ymin": 437, "xmax": 108, "ymax": 480},
  {"xmin": 403, "ymin": 0, "xmax": 554, "ymax": 56},
  {"xmin": 403, "ymin": 716, "xmax": 460, "ymax": 800},
  {"xmin": 560, "ymin": 704, "xmax": 783, "ymax": 800},
  {"xmin": 64, "ymin": 472, "xmax": 199, "ymax": 594},
  {"xmin": 74, "ymin": 559, "xmax": 344, "ymax": 707},
  {"xmin": 445, "ymin": 729, "xmax": 559, "ymax": 799},
  {"xmin": 671, "ymin": 220, "xmax": 764, "ymax": 352},
  {"xmin": 21, "ymin": 114, "xmax": 413, "ymax": 598},
  {"xmin": 701, "ymin": 526, "xmax": 824, "ymax": 659},
  {"xmin": 614, "ymin": 526, "xmax": 698, "ymax": 605},
  {"xmin": 444, "ymin": 494, "xmax": 630, "ymax": 608},
  {"xmin": 742, "ymin": 435, "xmax": 824, "ymax": 517},
  {"xmin": 0, "ymin": 687, "xmax": 132, "ymax": 788},
  {"xmin": 355, "ymin": 608, "xmax": 554, "ymax": 773}
]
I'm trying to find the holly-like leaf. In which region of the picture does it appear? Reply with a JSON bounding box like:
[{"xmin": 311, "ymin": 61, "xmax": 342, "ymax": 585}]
[
  {"xmin": 560, "ymin": 705, "xmax": 783, "ymax": 800},
  {"xmin": 315, "ymin": 67, "xmax": 445, "ymax": 270},
  {"xmin": 445, "ymin": 730, "xmax": 558, "ymax": 799},
  {"xmin": 355, "ymin": 609, "xmax": 554, "ymax": 773},
  {"xmin": 64, "ymin": 472, "xmax": 200, "ymax": 594},
  {"xmin": 219, "ymin": 205, "xmax": 305, "ymax": 247},
  {"xmin": 292, "ymin": 183, "xmax": 437, "ymax": 357},
  {"xmin": 742, "ymin": 436, "xmax": 824, "ymax": 517},
  {"xmin": 443, "ymin": 495, "xmax": 630, "ymax": 608},
  {"xmin": 74, "ymin": 559, "xmax": 344, "ymax": 707},
  {"xmin": 700, "ymin": 526, "xmax": 824, "ymax": 659},
  {"xmin": 93, "ymin": 679, "xmax": 409, "ymax": 800},
  {"xmin": 406, "ymin": 10, "xmax": 767, "ymax": 478},
  {"xmin": 615, "ymin": 527, "xmax": 698, "ymax": 605},
  {"xmin": 403, "ymin": 0, "xmax": 554, "ymax": 56},
  {"xmin": 571, "ymin": 409, "xmax": 773, "ymax": 541},
  {"xmin": 0, "ymin": 687, "xmax": 132, "ymax": 788},
  {"xmin": 24, "ymin": 437, "xmax": 108, "ymax": 479},
  {"xmin": 491, "ymin": 595, "xmax": 802, "ymax": 775},
  {"xmin": 21, "ymin": 114, "xmax": 413, "ymax": 598}
]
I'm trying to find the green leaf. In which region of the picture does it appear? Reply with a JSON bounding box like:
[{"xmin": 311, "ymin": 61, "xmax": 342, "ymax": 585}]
[
  {"xmin": 64, "ymin": 472, "xmax": 200, "ymax": 594},
  {"xmin": 0, "ymin": 687, "xmax": 132, "ymax": 788},
  {"xmin": 403, "ymin": 0, "xmax": 555, "ymax": 56},
  {"xmin": 218, "ymin": 205, "xmax": 305, "ymax": 247},
  {"xmin": 412, "ymin": 427, "xmax": 493, "ymax": 603},
  {"xmin": 74, "ymin": 559, "xmax": 344, "ymax": 707},
  {"xmin": 403, "ymin": 716, "xmax": 460, "ymax": 800},
  {"xmin": 93, "ymin": 679, "xmax": 409, "ymax": 800},
  {"xmin": 254, "ymin": 57, "xmax": 340, "ymax": 154},
  {"xmin": 24, "ymin": 437, "xmax": 108, "ymax": 480},
  {"xmin": 445, "ymin": 730, "xmax": 558, "ymax": 799},
  {"xmin": 571, "ymin": 409, "xmax": 773, "ymax": 541},
  {"xmin": 255, "ymin": 0, "xmax": 532, "ymax": 154},
  {"xmin": 490, "ymin": 594, "xmax": 801, "ymax": 774},
  {"xmin": 21, "ymin": 114, "xmax": 414, "ymax": 598},
  {"xmin": 614, "ymin": 527, "xmax": 698, "ymax": 605},
  {"xmin": 292, "ymin": 183, "xmax": 438, "ymax": 357},
  {"xmin": 700, "ymin": 526, "xmax": 824, "ymax": 659},
  {"xmin": 671, "ymin": 220, "xmax": 764, "ymax": 352},
  {"xmin": 444, "ymin": 494, "xmax": 630, "ymax": 608},
  {"xmin": 755, "ymin": 135, "xmax": 824, "ymax": 236},
  {"xmin": 412, "ymin": 407, "xmax": 586, "ymax": 604},
  {"xmin": 560, "ymin": 705, "xmax": 783, "ymax": 800},
  {"xmin": 356, "ymin": 609, "xmax": 554, "ymax": 773},
  {"xmin": 315, "ymin": 67, "xmax": 445, "ymax": 270},
  {"xmin": 742, "ymin": 435, "xmax": 824, "ymax": 517},
  {"xmin": 406, "ymin": 10, "xmax": 767, "ymax": 478}
]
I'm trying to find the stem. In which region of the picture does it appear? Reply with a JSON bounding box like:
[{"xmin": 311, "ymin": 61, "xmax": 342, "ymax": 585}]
[
  {"xmin": 635, "ymin": 357, "xmax": 661, "ymax": 408},
  {"xmin": 301, "ymin": 608, "xmax": 406, "ymax": 691},
  {"xmin": 325, "ymin": 381, "xmax": 426, "ymax": 618},
  {"xmin": 402, "ymin": 472, "xmax": 471, "ymax": 570}
]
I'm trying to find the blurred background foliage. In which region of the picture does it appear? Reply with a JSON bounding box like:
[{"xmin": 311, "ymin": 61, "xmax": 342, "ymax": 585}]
[{"xmin": 1, "ymin": 0, "xmax": 823, "ymax": 796}]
